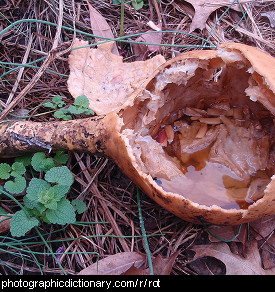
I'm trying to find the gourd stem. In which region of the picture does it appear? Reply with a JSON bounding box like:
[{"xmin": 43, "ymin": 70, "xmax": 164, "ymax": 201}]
[{"xmin": 0, "ymin": 116, "xmax": 109, "ymax": 157}]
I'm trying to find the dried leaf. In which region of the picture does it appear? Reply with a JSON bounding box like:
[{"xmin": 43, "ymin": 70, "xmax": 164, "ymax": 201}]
[
  {"xmin": 250, "ymin": 216, "xmax": 275, "ymax": 270},
  {"xmin": 191, "ymin": 240, "xmax": 275, "ymax": 275},
  {"xmin": 122, "ymin": 265, "xmax": 149, "ymax": 275},
  {"xmin": 123, "ymin": 251, "xmax": 180, "ymax": 275},
  {"xmin": 9, "ymin": 108, "xmax": 29, "ymax": 120},
  {"xmin": 67, "ymin": 39, "xmax": 165, "ymax": 115},
  {"xmin": 207, "ymin": 217, "xmax": 275, "ymax": 244},
  {"xmin": 0, "ymin": 215, "xmax": 11, "ymax": 233},
  {"xmin": 177, "ymin": 0, "xmax": 247, "ymax": 31},
  {"xmin": 250, "ymin": 215, "xmax": 275, "ymax": 240},
  {"xmin": 260, "ymin": 236, "xmax": 275, "ymax": 270},
  {"xmin": 133, "ymin": 22, "xmax": 163, "ymax": 60},
  {"xmin": 152, "ymin": 251, "xmax": 181, "ymax": 275},
  {"xmin": 78, "ymin": 252, "xmax": 146, "ymax": 275},
  {"xmin": 85, "ymin": 0, "xmax": 119, "ymax": 55},
  {"xmin": 207, "ymin": 226, "xmax": 236, "ymax": 243}
]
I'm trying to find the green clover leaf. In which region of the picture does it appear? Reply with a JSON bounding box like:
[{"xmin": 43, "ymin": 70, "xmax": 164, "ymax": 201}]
[
  {"xmin": 31, "ymin": 152, "xmax": 55, "ymax": 172},
  {"xmin": 4, "ymin": 176, "xmax": 26, "ymax": 194},
  {"xmin": 11, "ymin": 162, "xmax": 26, "ymax": 177},
  {"xmin": 0, "ymin": 163, "xmax": 11, "ymax": 180}
]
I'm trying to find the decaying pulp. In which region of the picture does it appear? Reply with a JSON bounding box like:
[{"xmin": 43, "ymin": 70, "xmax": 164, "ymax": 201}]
[{"xmin": 114, "ymin": 43, "xmax": 275, "ymax": 224}]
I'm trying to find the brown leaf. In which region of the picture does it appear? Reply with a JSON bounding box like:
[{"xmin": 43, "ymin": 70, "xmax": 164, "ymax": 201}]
[
  {"xmin": 85, "ymin": 0, "xmax": 119, "ymax": 55},
  {"xmin": 207, "ymin": 225, "xmax": 241, "ymax": 243},
  {"xmin": 10, "ymin": 109, "xmax": 29, "ymax": 120},
  {"xmin": 250, "ymin": 216, "xmax": 275, "ymax": 270},
  {"xmin": 133, "ymin": 22, "xmax": 163, "ymax": 60},
  {"xmin": 123, "ymin": 265, "xmax": 150, "ymax": 275},
  {"xmin": 67, "ymin": 39, "xmax": 165, "ymax": 115},
  {"xmin": 154, "ymin": 251, "xmax": 181, "ymax": 275},
  {"xmin": 123, "ymin": 251, "xmax": 180, "ymax": 275},
  {"xmin": 191, "ymin": 240, "xmax": 275, "ymax": 275},
  {"xmin": 78, "ymin": 252, "xmax": 146, "ymax": 275},
  {"xmin": 0, "ymin": 215, "xmax": 11, "ymax": 233},
  {"xmin": 250, "ymin": 215, "xmax": 275, "ymax": 240},
  {"xmin": 176, "ymin": 0, "xmax": 247, "ymax": 31},
  {"xmin": 260, "ymin": 235, "xmax": 275, "ymax": 270}
]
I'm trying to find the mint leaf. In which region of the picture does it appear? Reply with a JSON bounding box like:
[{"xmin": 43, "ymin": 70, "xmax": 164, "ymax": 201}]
[
  {"xmin": 83, "ymin": 108, "xmax": 94, "ymax": 115},
  {"xmin": 43, "ymin": 101, "xmax": 56, "ymax": 109},
  {"xmin": 53, "ymin": 151, "xmax": 68, "ymax": 165},
  {"xmin": 132, "ymin": 0, "xmax": 144, "ymax": 10},
  {"xmin": 4, "ymin": 176, "xmax": 26, "ymax": 194},
  {"xmin": 10, "ymin": 210, "xmax": 39, "ymax": 237},
  {"xmin": 74, "ymin": 95, "xmax": 90, "ymax": 109},
  {"xmin": 45, "ymin": 166, "xmax": 74, "ymax": 187},
  {"xmin": 72, "ymin": 199, "xmax": 87, "ymax": 214},
  {"xmin": 43, "ymin": 95, "xmax": 65, "ymax": 109},
  {"xmin": 38, "ymin": 187, "xmax": 58, "ymax": 210},
  {"xmin": 31, "ymin": 152, "xmax": 55, "ymax": 172},
  {"xmin": 0, "ymin": 163, "xmax": 11, "ymax": 180},
  {"xmin": 25, "ymin": 178, "xmax": 69, "ymax": 211},
  {"xmin": 15, "ymin": 154, "xmax": 32, "ymax": 167},
  {"xmin": 68, "ymin": 105, "xmax": 85, "ymax": 115},
  {"xmin": 52, "ymin": 95, "xmax": 65, "ymax": 107},
  {"xmin": 46, "ymin": 198, "xmax": 76, "ymax": 225},
  {"xmin": 54, "ymin": 110, "xmax": 65, "ymax": 119},
  {"xmin": 24, "ymin": 196, "xmax": 43, "ymax": 211},
  {"xmin": 54, "ymin": 108, "xmax": 71, "ymax": 120},
  {"xmin": 26, "ymin": 202, "xmax": 46, "ymax": 214},
  {"xmin": 50, "ymin": 184, "xmax": 70, "ymax": 199},
  {"xmin": 25, "ymin": 178, "xmax": 50, "ymax": 207}
]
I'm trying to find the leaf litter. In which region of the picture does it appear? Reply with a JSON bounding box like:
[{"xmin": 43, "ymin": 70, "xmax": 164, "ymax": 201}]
[
  {"xmin": 0, "ymin": 0, "xmax": 274, "ymax": 275},
  {"xmin": 179, "ymin": 0, "xmax": 250, "ymax": 31}
]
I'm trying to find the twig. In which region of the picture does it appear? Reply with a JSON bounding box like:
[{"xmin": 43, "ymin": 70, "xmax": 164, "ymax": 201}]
[
  {"xmin": 151, "ymin": 0, "xmax": 162, "ymax": 23},
  {"xmin": 6, "ymin": 34, "xmax": 33, "ymax": 106}
]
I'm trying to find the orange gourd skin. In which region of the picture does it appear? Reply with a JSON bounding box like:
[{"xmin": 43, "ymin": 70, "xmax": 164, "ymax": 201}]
[{"xmin": 0, "ymin": 43, "xmax": 274, "ymax": 225}]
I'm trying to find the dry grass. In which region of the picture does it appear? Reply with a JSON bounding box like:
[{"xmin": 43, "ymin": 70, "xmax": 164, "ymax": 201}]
[{"xmin": 0, "ymin": 0, "xmax": 274, "ymax": 275}]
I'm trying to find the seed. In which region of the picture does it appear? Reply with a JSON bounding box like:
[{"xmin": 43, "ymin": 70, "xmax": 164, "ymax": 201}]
[
  {"xmin": 184, "ymin": 107, "xmax": 207, "ymax": 117},
  {"xmin": 165, "ymin": 125, "xmax": 174, "ymax": 143},
  {"xmin": 199, "ymin": 117, "xmax": 221, "ymax": 125},
  {"xmin": 195, "ymin": 123, "xmax": 208, "ymax": 138},
  {"xmin": 220, "ymin": 115, "xmax": 233, "ymax": 126},
  {"xmin": 207, "ymin": 108, "xmax": 227, "ymax": 116}
]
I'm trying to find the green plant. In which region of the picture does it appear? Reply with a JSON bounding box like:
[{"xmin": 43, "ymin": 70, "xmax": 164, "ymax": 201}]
[
  {"xmin": 43, "ymin": 94, "xmax": 94, "ymax": 120},
  {"xmin": 43, "ymin": 95, "xmax": 65, "ymax": 110},
  {"xmin": 113, "ymin": 0, "xmax": 145, "ymax": 10},
  {"xmin": 131, "ymin": 0, "xmax": 144, "ymax": 10},
  {"xmin": 0, "ymin": 162, "xmax": 26, "ymax": 194},
  {"xmin": 0, "ymin": 151, "xmax": 87, "ymax": 237}
]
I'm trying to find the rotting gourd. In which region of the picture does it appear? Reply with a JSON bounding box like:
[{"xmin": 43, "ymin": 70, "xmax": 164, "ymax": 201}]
[{"xmin": 0, "ymin": 43, "xmax": 274, "ymax": 225}]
